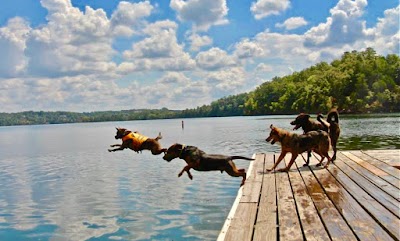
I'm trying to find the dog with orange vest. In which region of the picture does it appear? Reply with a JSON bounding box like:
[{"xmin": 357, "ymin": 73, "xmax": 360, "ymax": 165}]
[{"xmin": 108, "ymin": 128, "xmax": 166, "ymax": 155}]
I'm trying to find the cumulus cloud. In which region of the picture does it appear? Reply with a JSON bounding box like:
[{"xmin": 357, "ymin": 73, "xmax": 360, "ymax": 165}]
[
  {"xmin": 22, "ymin": 0, "xmax": 153, "ymax": 77},
  {"xmin": 304, "ymin": 0, "xmax": 370, "ymax": 47},
  {"xmin": 233, "ymin": 38, "xmax": 266, "ymax": 59},
  {"xmin": 0, "ymin": 17, "xmax": 31, "ymax": 77},
  {"xmin": 251, "ymin": 0, "xmax": 290, "ymax": 20},
  {"xmin": 276, "ymin": 17, "xmax": 308, "ymax": 30},
  {"xmin": 368, "ymin": 6, "xmax": 400, "ymax": 54},
  {"xmin": 205, "ymin": 67, "xmax": 246, "ymax": 97},
  {"xmin": 157, "ymin": 72, "xmax": 191, "ymax": 85},
  {"xmin": 170, "ymin": 0, "xmax": 228, "ymax": 31},
  {"xmin": 255, "ymin": 63, "xmax": 273, "ymax": 73},
  {"xmin": 195, "ymin": 47, "xmax": 236, "ymax": 70},
  {"xmin": 121, "ymin": 20, "xmax": 195, "ymax": 72},
  {"xmin": 0, "ymin": 76, "xmax": 131, "ymax": 112},
  {"xmin": 187, "ymin": 33, "xmax": 213, "ymax": 51}
]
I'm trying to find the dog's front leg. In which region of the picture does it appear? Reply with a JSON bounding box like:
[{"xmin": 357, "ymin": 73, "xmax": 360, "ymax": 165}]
[
  {"xmin": 266, "ymin": 151, "xmax": 287, "ymax": 172},
  {"xmin": 108, "ymin": 144, "xmax": 127, "ymax": 152},
  {"xmin": 178, "ymin": 165, "xmax": 193, "ymax": 180},
  {"xmin": 277, "ymin": 153, "xmax": 298, "ymax": 172},
  {"xmin": 110, "ymin": 144, "xmax": 122, "ymax": 147}
]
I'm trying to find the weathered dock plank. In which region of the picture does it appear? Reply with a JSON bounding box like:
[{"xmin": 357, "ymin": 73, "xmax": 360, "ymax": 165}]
[
  {"xmin": 290, "ymin": 162, "xmax": 330, "ymax": 241},
  {"xmin": 342, "ymin": 151, "xmax": 400, "ymax": 189},
  {"xmin": 309, "ymin": 156, "xmax": 396, "ymax": 241},
  {"xmin": 299, "ymin": 159, "xmax": 356, "ymax": 241},
  {"xmin": 253, "ymin": 153, "xmax": 277, "ymax": 241},
  {"xmin": 351, "ymin": 150, "xmax": 400, "ymax": 180},
  {"xmin": 219, "ymin": 150, "xmax": 400, "ymax": 241},
  {"xmin": 363, "ymin": 150, "xmax": 400, "ymax": 168},
  {"xmin": 334, "ymin": 154, "xmax": 399, "ymax": 217},
  {"xmin": 220, "ymin": 153, "xmax": 264, "ymax": 241},
  {"xmin": 275, "ymin": 157, "xmax": 302, "ymax": 240}
]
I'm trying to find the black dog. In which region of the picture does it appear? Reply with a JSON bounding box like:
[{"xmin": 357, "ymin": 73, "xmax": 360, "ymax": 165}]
[{"xmin": 163, "ymin": 143, "xmax": 254, "ymax": 186}]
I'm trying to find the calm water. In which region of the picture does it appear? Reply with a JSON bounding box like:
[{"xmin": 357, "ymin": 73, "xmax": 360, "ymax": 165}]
[{"xmin": 0, "ymin": 114, "xmax": 399, "ymax": 241}]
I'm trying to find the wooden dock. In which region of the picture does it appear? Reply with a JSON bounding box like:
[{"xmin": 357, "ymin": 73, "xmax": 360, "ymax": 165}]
[{"xmin": 218, "ymin": 150, "xmax": 400, "ymax": 241}]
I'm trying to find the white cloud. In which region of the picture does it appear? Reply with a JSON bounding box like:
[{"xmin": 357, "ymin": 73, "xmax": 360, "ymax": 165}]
[
  {"xmin": 187, "ymin": 33, "xmax": 213, "ymax": 51},
  {"xmin": 0, "ymin": 17, "xmax": 30, "ymax": 77},
  {"xmin": 158, "ymin": 72, "xmax": 190, "ymax": 85},
  {"xmin": 121, "ymin": 20, "xmax": 196, "ymax": 72},
  {"xmin": 170, "ymin": 0, "xmax": 228, "ymax": 31},
  {"xmin": 304, "ymin": 0, "xmax": 370, "ymax": 47},
  {"xmin": 195, "ymin": 47, "xmax": 236, "ymax": 70},
  {"xmin": 251, "ymin": 0, "xmax": 290, "ymax": 20},
  {"xmin": 234, "ymin": 38, "xmax": 266, "ymax": 59},
  {"xmin": 22, "ymin": 0, "xmax": 153, "ymax": 77},
  {"xmin": 368, "ymin": 6, "xmax": 400, "ymax": 55},
  {"xmin": 205, "ymin": 67, "xmax": 246, "ymax": 96},
  {"xmin": 276, "ymin": 17, "xmax": 308, "ymax": 30},
  {"xmin": 111, "ymin": 1, "xmax": 153, "ymax": 28},
  {"xmin": 255, "ymin": 63, "xmax": 273, "ymax": 73}
]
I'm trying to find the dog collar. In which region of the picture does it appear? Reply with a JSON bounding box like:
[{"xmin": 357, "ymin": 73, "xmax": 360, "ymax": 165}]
[{"xmin": 179, "ymin": 145, "xmax": 186, "ymax": 159}]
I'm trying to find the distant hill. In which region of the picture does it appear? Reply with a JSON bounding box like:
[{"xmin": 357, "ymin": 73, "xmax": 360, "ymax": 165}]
[{"xmin": 1, "ymin": 48, "xmax": 399, "ymax": 126}]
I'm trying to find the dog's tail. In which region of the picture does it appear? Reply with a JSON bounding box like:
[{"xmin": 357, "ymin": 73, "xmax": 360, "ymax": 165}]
[
  {"xmin": 231, "ymin": 156, "xmax": 255, "ymax": 161},
  {"xmin": 327, "ymin": 109, "xmax": 339, "ymax": 124},
  {"xmin": 155, "ymin": 132, "xmax": 163, "ymax": 141},
  {"xmin": 317, "ymin": 114, "xmax": 330, "ymax": 130}
]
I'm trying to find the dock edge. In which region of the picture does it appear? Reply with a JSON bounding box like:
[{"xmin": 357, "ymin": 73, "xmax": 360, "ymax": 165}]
[{"xmin": 216, "ymin": 153, "xmax": 257, "ymax": 241}]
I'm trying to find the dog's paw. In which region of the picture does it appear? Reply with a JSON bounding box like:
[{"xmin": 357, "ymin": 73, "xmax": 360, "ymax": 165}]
[
  {"xmin": 323, "ymin": 164, "xmax": 329, "ymax": 169},
  {"xmin": 108, "ymin": 149, "xmax": 112, "ymax": 152}
]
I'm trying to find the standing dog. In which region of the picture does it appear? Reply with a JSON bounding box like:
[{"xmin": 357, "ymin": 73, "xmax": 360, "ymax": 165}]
[
  {"xmin": 108, "ymin": 128, "xmax": 166, "ymax": 155},
  {"xmin": 163, "ymin": 143, "xmax": 254, "ymax": 186},
  {"xmin": 317, "ymin": 109, "xmax": 340, "ymax": 161},
  {"xmin": 290, "ymin": 108, "xmax": 340, "ymax": 165},
  {"xmin": 266, "ymin": 125, "xmax": 332, "ymax": 172}
]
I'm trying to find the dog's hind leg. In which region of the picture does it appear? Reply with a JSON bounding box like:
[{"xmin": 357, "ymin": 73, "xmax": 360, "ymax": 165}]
[
  {"xmin": 155, "ymin": 132, "xmax": 163, "ymax": 141},
  {"xmin": 303, "ymin": 151, "xmax": 311, "ymax": 166},
  {"xmin": 225, "ymin": 163, "xmax": 247, "ymax": 186},
  {"xmin": 323, "ymin": 153, "xmax": 332, "ymax": 168}
]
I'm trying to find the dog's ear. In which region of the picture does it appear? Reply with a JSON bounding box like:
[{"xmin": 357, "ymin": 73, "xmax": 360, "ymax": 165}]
[
  {"xmin": 123, "ymin": 129, "xmax": 130, "ymax": 135},
  {"xmin": 270, "ymin": 124, "xmax": 273, "ymax": 129}
]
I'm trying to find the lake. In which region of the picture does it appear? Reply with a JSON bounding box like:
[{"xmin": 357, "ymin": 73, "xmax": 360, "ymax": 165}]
[{"xmin": 0, "ymin": 114, "xmax": 399, "ymax": 240}]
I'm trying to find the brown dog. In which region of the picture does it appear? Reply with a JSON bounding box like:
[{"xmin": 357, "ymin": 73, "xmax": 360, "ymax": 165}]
[
  {"xmin": 108, "ymin": 128, "xmax": 166, "ymax": 155},
  {"xmin": 163, "ymin": 143, "xmax": 254, "ymax": 186},
  {"xmin": 266, "ymin": 125, "xmax": 332, "ymax": 172},
  {"xmin": 317, "ymin": 109, "xmax": 340, "ymax": 161},
  {"xmin": 290, "ymin": 108, "xmax": 340, "ymax": 165}
]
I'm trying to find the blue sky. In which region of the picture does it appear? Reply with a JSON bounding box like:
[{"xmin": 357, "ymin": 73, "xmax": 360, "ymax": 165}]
[{"xmin": 0, "ymin": 0, "xmax": 399, "ymax": 112}]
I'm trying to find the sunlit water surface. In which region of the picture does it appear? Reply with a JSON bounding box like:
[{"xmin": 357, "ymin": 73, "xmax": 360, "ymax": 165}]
[{"xmin": 0, "ymin": 114, "xmax": 398, "ymax": 240}]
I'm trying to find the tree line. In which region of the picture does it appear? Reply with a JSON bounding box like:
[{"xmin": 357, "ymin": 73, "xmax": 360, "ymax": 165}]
[{"xmin": 0, "ymin": 48, "xmax": 398, "ymax": 126}]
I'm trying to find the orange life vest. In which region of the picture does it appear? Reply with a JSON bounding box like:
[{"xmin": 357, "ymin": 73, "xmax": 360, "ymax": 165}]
[{"xmin": 122, "ymin": 132, "xmax": 149, "ymax": 151}]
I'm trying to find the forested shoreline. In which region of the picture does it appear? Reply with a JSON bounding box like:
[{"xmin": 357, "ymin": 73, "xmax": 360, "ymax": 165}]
[{"xmin": 1, "ymin": 48, "xmax": 399, "ymax": 126}]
